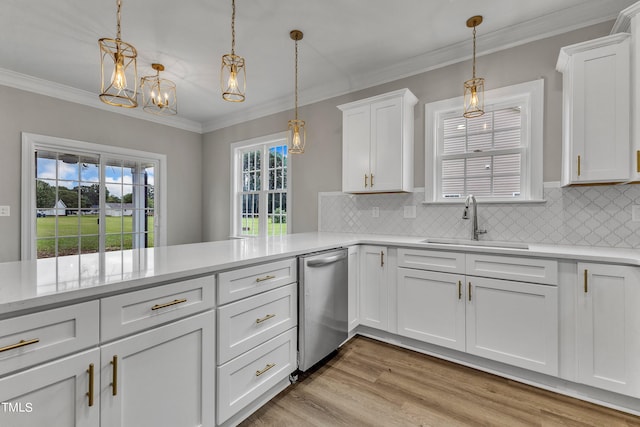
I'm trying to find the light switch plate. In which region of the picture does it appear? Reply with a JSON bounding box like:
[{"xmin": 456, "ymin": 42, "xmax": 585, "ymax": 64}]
[
  {"xmin": 0, "ymin": 206, "xmax": 9, "ymax": 217},
  {"xmin": 372, "ymin": 207, "xmax": 379, "ymax": 218},
  {"xmin": 404, "ymin": 205, "xmax": 416, "ymax": 219},
  {"xmin": 632, "ymin": 205, "xmax": 640, "ymax": 222}
]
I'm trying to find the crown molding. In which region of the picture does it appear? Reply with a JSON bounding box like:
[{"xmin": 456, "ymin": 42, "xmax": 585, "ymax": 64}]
[
  {"xmin": 0, "ymin": 68, "xmax": 203, "ymax": 134},
  {"xmin": 611, "ymin": 1, "xmax": 640, "ymax": 33}
]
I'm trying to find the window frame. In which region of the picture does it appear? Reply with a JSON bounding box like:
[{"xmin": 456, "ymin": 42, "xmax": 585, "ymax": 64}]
[
  {"xmin": 424, "ymin": 79, "xmax": 544, "ymax": 204},
  {"xmin": 21, "ymin": 132, "xmax": 167, "ymax": 260},
  {"xmin": 230, "ymin": 131, "xmax": 292, "ymax": 238}
]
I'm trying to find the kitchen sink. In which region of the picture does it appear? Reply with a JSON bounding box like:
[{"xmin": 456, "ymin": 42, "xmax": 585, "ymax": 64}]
[{"xmin": 421, "ymin": 238, "xmax": 529, "ymax": 250}]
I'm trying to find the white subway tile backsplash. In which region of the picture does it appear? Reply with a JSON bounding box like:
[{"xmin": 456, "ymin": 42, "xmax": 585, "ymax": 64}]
[{"xmin": 318, "ymin": 184, "xmax": 640, "ymax": 248}]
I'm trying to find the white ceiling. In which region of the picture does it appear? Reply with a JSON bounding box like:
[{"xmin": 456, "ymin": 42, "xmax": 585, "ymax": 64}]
[{"xmin": 1, "ymin": 0, "xmax": 635, "ymax": 133}]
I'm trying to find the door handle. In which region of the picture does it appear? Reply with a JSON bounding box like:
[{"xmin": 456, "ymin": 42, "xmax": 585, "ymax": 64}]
[
  {"xmin": 458, "ymin": 280, "xmax": 462, "ymax": 300},
  {"xmin": 380, "ymin": 251, "xmax": 384, "ymax": 267},
  {"xmin": 111, "ymin": 355, "xmax": 118, "ymax": 396},
  {"xmin": 468, "ymin": 282, "xmax": 472, "ymax": 301},
  {"xmin": 364, "ymin": 174, "xmax": 368, "ymax": 188},
  {"xmin": 87, "ymin": 363, "xmax": 94, "ymax": 407},
  {"xmin": 370, "ymin": 174, "xmax": 374, "ymax": 187}
]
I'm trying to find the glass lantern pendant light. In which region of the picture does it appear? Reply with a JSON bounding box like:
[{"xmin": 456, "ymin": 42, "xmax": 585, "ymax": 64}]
[
  {"xmin": 99, "ymin": 0, "xmax": 138, "ymax": 108},
  {"xmin": 463, "ymin": 15, "xmax": 484, "ymax": 118},
  {"xmin": 141, "ymin": 64, "xmax": 177, "ymax": 116},
  {"xmin": 288, "ymin": 30, "xmax": 306, "ymax": 154},
  {"xmin": 221, "ymin": 0, "xmax": 246, "ymax": 102}
]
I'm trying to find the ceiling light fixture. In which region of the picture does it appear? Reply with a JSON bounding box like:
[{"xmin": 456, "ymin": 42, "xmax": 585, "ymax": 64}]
[
  {"xmin": 141, "ymin": 64, "xmax": 177, "ymax": 116},
  {"xmin": 463, "ymin": 15, "xmax": 484, "ymax": 118},
  {"xmin": 221, "ymin": 0, "xmax": 246, "ymax": 102},
  {"xmin": 99, "ymin": 0, "xmax": 138, "ymax": 108},
  {"xmin": 288, "ymin": 30, "xmax": 306, "ymax": 154}
]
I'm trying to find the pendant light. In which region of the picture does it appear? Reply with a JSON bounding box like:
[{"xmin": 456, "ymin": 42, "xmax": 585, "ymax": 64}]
[
  {"xmin": 141, "ymin": 64, "xmax": 177, "ymax": 116},
  {"xmin": 288, "ymin": 30, "xmax": 306, "ymax": 154},
  {"xmin": 99, "ymin": 0, "xmax": 138, "ymax": 108},
  {"xmin": 221, "ymin": 0, "xmax": 246, "ymax": 102},
  {"xmin": 463, "ymin": 15, "xmax": 484, "ymax": 118}
]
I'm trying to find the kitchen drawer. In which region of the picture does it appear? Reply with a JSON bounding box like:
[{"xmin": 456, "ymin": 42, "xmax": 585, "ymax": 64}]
[
  {"xmin": 397, "ymin": 248, "xmax": 465, "ymax": 273},
  {"xmin": 217, "ymin": 328, "xmax": 297, "ymax": 424},
  {"xmin": 101, "ymin": 275, "xmax": 215, "ymax": 341},
  {"xmin": 218, "ymin": 283, "xmax": 297, "ymax": 364},
  {"xmin": 466, "ymin": 254, "xmax": 558, "ymax": 285},
  {"xmin": 0, "ymin": 301, "xmax": 99, "ymax": 376},
  {"xmin": 218, "ymin": 258, "xmax": 297, "ymax": 304}
]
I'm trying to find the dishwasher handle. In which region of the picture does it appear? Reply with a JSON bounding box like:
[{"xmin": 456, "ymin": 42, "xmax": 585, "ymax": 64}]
[{"xmin": 305, "ymin": 252, "xmax": 347, "ymax": 268}]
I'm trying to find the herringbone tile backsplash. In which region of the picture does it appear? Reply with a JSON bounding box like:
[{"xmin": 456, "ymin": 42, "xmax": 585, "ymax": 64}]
[{"xmin": 318, "ymin": 184, "xmax": 640, "ymax": 248}]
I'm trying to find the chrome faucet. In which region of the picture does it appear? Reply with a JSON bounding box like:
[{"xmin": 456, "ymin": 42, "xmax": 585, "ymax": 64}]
[{"xmin": 462, "ymin": 194, "xmax": 487, "ymax": 241}]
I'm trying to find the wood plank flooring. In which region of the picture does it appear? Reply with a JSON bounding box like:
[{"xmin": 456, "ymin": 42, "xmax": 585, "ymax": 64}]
[{"xmin": 240, "ymin": 336, "xmax": 640, "ymax": 426}]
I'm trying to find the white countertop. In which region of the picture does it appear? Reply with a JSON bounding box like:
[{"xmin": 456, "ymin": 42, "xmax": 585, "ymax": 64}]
[{"xmin": 1, "ymin": 232, "xmax": 639, "ymax": 317}]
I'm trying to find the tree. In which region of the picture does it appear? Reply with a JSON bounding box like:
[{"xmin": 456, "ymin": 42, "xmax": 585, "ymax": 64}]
[
  {"xmin": 36, "ymin": 180, "xmax": 55, "ymax": 208},
  {"xmin": 123, "ymin": 193, "xmax": 133, "ymax": 203}
]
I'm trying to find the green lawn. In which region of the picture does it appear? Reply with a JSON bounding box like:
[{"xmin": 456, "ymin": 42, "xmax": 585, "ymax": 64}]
[
  {"xmin": 241, "ymin": 217, "xmax": 287, "ymax": 236},
  {"xmin": 36, "ymin": 215, "xmax": 154, "ymax": 258}
]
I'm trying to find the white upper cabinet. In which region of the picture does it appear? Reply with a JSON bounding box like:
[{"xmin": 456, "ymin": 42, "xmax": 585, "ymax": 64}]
[
  {"xmin": 339, "ymin": 88, "xmax": 417, "ymax": 193},
  {"xmin": 557, "ymin": 33, "xmax": 631, "ymax": 186},
  {"xmin": 613, "ymin": 2, "xmax": 640, "ymax": 181}
]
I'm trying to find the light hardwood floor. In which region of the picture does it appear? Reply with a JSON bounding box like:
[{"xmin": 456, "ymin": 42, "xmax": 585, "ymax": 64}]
[{"xmin": 240, "ymin": 336, "xmax": 640, "ymax": 426}]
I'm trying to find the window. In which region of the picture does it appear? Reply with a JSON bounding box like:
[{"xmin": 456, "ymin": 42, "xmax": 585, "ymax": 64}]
[
  {"xmin": 231, "ymin": 132, "xmax": 290, "ymax": 237},
  {"xmin": 21, "ymin": 133, "xmax": 166, "ymax": 260},
  {"xmin": 425, "ymin": 80, "xmax": 543, "ymax": 203}
]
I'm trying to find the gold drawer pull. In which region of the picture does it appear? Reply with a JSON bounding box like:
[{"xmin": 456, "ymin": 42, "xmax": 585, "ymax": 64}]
[
  {"xmin": 577, "ymin": 155, "xmax": 581, "ymax": 177},
  {"xmin": 111, "ymin": 355, "xmax": 118, "ymax": 396},
  {"xmin": 370, "ymin": 173, "xmax": 374, "ymax": 187},
  {"xmin": 256, "ymin": 275, "xmax": 276, "ymax": 283},
  {"xmin": 0, "ymin": 338, "xmax": 40, "ymax": 353},
  {"xmin": 151, "ymin": 298, "xmax": 187, "ymax": 311},
  {"xmin": 458, "ymin": 280, "xmax": 462, "ymax": 300},
  {"xmin": 584, "ymin": 269, "xmax": 588, "ymax": 293},
  {"xmin": 468, "ymin": 282, "xmax": 472, "ymax": 301},
  {"xmin": 256, "ymin": 314, "xmax": 276, "ymax": 324},
  {"xmin": 87, "ymin": 363, "xmax": 94, "ymax": 407},
  {"xmin": 364, "ymin": 174, "xmax": 368, "ymax": 188},
  {"xmin": 637, "ymin": 150, "xmax": 640, "ymax": 173},
  {"xmin": 256, "ymin": 363, "xmax": 276, "ymax": 377}
]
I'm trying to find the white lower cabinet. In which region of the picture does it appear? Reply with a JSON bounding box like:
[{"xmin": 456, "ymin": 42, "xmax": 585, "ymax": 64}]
[
  {"xmin": 466, "ymin": 277, "xmax": 558, "ymax": 375},
  {"xmin": 576, "ymin": 263, "xmax": 640, "ymax": 397},
  {"xmin": 348, "ymin": 246, "xmax": 360, "ymax": 332},
  {"xmin": 100, "ymin": 311, "xmax": 215, "ymax": 427},
  {"xmin": 359, "ymin": 245, "xmax": 388, "ymax": 330},
  {"xmin": 397, "ymin": 268, "xmax": 465, "ymax": 351},
  {"xmin": 0, "ymin": 348, "xmax": 100, "ymax": 427}
]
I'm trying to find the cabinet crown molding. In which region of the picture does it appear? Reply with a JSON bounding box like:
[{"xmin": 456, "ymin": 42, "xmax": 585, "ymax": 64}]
[
  {"xmin": 337, "ymin": 88, "xmax": 417, "ymax": 111},
  {"xmin": 556, "ymin": 33, "xmax": 630, "ymax": 72},
  {"xmin": 611, "ymin": 1, "xmax": 640, "ymax": 34}
]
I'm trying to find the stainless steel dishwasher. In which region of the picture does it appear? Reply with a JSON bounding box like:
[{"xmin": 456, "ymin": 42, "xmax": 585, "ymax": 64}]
[{"xmin": 298, "ymin": 248, "xmax": 348, "ymax": 372}]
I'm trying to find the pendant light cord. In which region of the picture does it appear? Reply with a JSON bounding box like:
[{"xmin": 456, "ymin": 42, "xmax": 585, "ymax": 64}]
[
  {"xmin": 294, "ymin": 38, "xmax": 299, "ymax": 121},
  {"xmin": 472, "ymin": 25, "xmax": 476, "ymax": 80},
  {"xmin": 231, "ymin": 0, "xmax": 236, "ymax": 55},
  {"xmin": 116, "ymin": 0, "xmax": 122, "ymax": 40}
]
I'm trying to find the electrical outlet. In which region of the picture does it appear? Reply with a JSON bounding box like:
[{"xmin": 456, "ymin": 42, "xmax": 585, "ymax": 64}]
[
  {"xmin": 633, "ymin": 205, "xmax": 640, "ymax": 222},
  {"xmin": 372, "ymin": 207, "xmax": 379, "ymax": 218},
  {"xmin": 404, "ymin": 205, "xmax": 416, "ymax": 218},
  {"xmin": 0, "ymin": 206, "xmax": 9, "ymax": 217}
]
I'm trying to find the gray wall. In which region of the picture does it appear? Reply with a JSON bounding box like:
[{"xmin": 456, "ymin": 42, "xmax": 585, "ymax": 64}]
[
  {"xmin": 202, "ymin": 21, "xmax": 612, "ymax": 242},
  {"xmin": 0, "ymin": 86, "xmax": 203, "ymax": 262}
]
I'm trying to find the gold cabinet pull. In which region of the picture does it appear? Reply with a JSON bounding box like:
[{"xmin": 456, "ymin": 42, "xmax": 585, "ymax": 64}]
[
  {"xmin": 468, "ymin": 282, "xmax": 472, "ymax": 301},
  {"xmin": 256, "ymin": 313, "xmax": 276, "ymax": 324},
  {"xmin": 584, "ymin": 269, "xmax": 588, "ymax": 293},
  {"xmin": 87, "ymin": 363, "xmax": 94, "ymax": 407},
  {"xmin": 577, "ymin": 155, "xmax": 581, "ymax": 177},
  {"xmin": 370, "ymin": 173, "xmax": 374, "ymax": 187},
  {"xmin": 256, "ymin": 275, "xmax": 276, "ymax": 283},
  {"xmin": 256, "ymin": 363, "xmax": 276, "ymax": 377},
  {"xmin": 380, "ymin": 251, "xmax": 384, "ymax": 267},
  {"xmin": 111, "ymin": 355, "xmax": 118, "ymax": 396},
  {"xmin": 458, "ymin": 280, "xmax": 462, "ymax": 300},
  {"xmin": 637, "ymin": 150, "xmax": 639, "ymax": 173},
  {"xmin": 364, "ymin": 174, "xmax": 368, "ymax": 188},
  {"xmin": 0, "ymin": 338, "xmax": 39, "ymax": 353},
  {"xmin": 151, "ymin": 298, "xmax": 187, "ymax": 311}
]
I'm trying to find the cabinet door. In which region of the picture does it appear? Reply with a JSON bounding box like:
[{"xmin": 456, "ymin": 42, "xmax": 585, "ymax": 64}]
[
  {"xmin": 359, "ymin": 245, "xmax": 388, "ymax": 330},
  {"xmin": 0, "ymin": 349, "xmax": 99, "ymax": 427},
  {"xmin": 100, "ymin": 311, "xmax": 214, "ymax": 427},
  {"xmin": 577, "ymin": 263, "xmax": 640, "ymax": 397},
  {"xmin": 348, "ymin": 246, "xmax": 360, "ymax": 332},
  {"xmin": 466, "ymin": 277, "xmax": 558, "ymax": 375},
  {"xmin": 370, "ymin": 97, "xmax": 403, "ymax": 191},
  {"xmin": 397, "ymin": 268, "xmax": 465, "ymax": 351},
  {"xmin": 570, "ymin": 39, "xmax": 630, "ymax": 184},
  {"xmin": 342, "ymin": 104, "xmax": 371, "ymax": 192}
]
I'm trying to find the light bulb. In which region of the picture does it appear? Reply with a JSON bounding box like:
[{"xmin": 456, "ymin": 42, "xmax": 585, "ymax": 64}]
[
  {"xmin": 226, "ymin": 67, "xmax": 239, "ymax": 93},
  {"xmin": 292, "ymin": 128, "xmax": 301, "ymax": 149},
  {"xmin": 111, "ymin": 54, "xmax": 127, "ymax": 90},
  {"xmin": 470, "ymin": 87, "xmax": 478, "ymax": 109}
]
